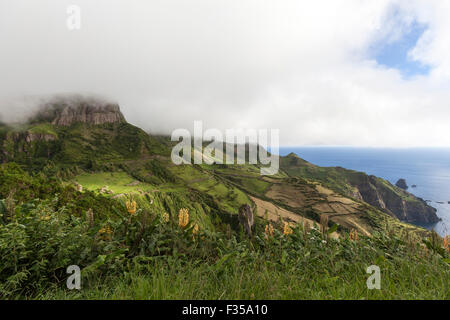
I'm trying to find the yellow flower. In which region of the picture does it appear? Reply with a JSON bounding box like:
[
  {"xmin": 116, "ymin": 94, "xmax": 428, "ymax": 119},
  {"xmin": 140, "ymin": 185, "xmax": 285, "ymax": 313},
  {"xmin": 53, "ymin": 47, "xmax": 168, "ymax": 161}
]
[
  {"xmin": 162, "ymin": 212, "xmax": 170, "ymax": 223},
  {"xmin": 349, "ymin": 229, "xmax": 359, "ymax": 241},
  {"xmin": 126, "ymin": 199, "xmax": 137, "ymax": 215},
  {"xmin": 98, "ymin": 226, "xmax": 112, "ymax": 234},
  {"xmin": 264, "ymin": 223, "xmax": 274, "ymax": 238},
  {"xmin": 40, "ymin": 214, "xmax": 51, "ymax": 221},
  {"xmin": 283, "ymin": 222, "xmax": 293, "ymax": 236},
  {"xmin": 178, "ymin": 208, "xmax": 189, "ymax": 228},
  {"xmin": 193, "ymin": 223, "xmax": 199, "ymax": 235},
  {"xmin": 191, "ymin": 223, "xmax": 200, "ymax": 241},
  {"xmin": 98, "ymin": 226, "xmax": 112, "ymax": 240}
]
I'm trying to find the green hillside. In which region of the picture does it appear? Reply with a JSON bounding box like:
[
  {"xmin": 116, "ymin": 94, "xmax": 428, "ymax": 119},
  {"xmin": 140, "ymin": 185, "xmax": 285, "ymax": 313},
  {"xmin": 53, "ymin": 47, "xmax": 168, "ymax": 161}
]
[{"xmin": 0, "ymin": 104, "xmax": 448, "ymax": 299}]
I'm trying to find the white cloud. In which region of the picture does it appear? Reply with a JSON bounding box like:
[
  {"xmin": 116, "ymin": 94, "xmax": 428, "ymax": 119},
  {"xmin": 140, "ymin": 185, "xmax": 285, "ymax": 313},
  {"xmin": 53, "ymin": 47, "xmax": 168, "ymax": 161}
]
[{"xmin": 0, "ymin": 0, "xmax": 449, "ymax": 147}]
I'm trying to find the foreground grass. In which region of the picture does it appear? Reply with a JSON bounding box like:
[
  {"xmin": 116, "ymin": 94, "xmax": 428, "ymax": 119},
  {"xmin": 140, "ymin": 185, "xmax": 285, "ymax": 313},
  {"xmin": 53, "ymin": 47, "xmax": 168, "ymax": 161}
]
[{"xmin": 37, "ymin": 246, "xmax": 449, "ymax": 300}]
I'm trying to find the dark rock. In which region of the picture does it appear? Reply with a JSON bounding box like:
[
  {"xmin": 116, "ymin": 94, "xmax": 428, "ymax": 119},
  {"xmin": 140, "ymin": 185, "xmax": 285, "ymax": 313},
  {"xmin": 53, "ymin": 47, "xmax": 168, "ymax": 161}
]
[
  {"xmin": 411, "ymin": 185, "xmax": 417, "ymax": 188},
  {"xmin": 395, "ymin": 179, "xmax": 408, "ymax": 190},
  {"xmin": 238, "ymin": 204, "xmax": 254, "ymax": 237}
]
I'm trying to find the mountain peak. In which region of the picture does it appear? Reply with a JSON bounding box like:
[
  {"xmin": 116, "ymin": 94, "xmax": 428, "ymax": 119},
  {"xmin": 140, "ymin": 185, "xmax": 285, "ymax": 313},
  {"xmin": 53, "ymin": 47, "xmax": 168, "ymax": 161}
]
[
  {"xmin": 286, "ymin": 152, "xmax": 299, "ymax": 158},
  {"xmin": 29, "ymin": 95, "xmax": 126, "ymax": 126}
]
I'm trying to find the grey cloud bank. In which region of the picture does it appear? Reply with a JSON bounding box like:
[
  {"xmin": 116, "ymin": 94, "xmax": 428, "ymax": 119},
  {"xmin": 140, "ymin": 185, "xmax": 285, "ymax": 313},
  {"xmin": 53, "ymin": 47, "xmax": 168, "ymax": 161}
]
[{"xmin": 1, "ymin": 0, "xmax": 450, "ymax": 147}]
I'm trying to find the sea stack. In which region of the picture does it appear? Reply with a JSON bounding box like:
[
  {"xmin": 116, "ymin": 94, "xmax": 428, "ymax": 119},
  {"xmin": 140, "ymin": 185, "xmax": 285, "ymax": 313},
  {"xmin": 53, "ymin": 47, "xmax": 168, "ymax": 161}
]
[{"xmin": 395, "ymin": 179, "xmax": 408, "ymax": 190}]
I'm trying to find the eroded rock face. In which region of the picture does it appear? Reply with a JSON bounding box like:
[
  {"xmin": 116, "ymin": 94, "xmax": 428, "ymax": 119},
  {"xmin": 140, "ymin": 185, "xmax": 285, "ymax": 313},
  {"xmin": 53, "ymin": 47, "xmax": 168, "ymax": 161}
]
[
  {"xmin": 25, "ymin": 132, "xmax": 56, "ymax": 143},
  {"xmin": 352, "ymin": 175, "xmax": 440, "ymax": 224},
  {"xmin": 52, "ymin": 104, "xmax": 124, "ymax": 126},
  {"xmin": 1, "ymin": 131, "xmax": 57, "ymax": 162},
  {"xmin": 238, "ymin": 204, "xmax": 254, "ymax": 237},
  {"xmin": 31, "ymin": 97, "xmax": 125, "ymax": 126}
]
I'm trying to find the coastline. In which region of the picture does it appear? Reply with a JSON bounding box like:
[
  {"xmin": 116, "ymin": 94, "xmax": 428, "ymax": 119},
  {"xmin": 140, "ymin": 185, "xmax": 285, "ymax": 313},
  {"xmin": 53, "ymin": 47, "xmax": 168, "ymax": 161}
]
[{"xmin": 277, "ymin": 147, "xmax": 450, "ymax": 236}]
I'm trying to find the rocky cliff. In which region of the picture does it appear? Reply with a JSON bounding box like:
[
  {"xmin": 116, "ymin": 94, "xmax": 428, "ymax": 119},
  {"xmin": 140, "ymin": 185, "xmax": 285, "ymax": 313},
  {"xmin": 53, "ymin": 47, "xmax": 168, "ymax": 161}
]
[
  {"xmin": 0, "ymin": 96, "xmax": 167, "ymax": 166},
  {"xmin": 30, "ymin": 96, "xmax": 125, "ymax": 126},
  {"xmin": 0, "ymin": 96, "xmax": 124, "ymax": 164},
  {"xmin": 348, "ymin": 173, "xmax": 440, "ymax": 224}
]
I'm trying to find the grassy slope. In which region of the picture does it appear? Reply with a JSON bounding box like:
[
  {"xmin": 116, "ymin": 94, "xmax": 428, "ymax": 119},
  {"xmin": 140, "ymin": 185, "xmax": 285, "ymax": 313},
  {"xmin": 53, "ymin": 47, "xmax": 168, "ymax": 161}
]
[
  {"xmin": 1, "ymin": 121, "xmax": 448, "ymax": 300},
  {"xmin": 2, "ymin": 119, "xmax": 432, "ymax": 236}
]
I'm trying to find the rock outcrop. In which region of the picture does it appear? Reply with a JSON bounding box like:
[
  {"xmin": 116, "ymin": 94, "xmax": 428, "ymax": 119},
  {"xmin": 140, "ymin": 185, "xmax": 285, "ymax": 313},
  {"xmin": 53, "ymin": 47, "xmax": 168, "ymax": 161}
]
[
  {"xmin": 1, "ymin": 130, "xmax": 57, "ymax": 161},
  {"xmin": 395, "ymin": 179, "xmax": 408, "ymax": 190},
  {"xmin": 238, "ymin": 204, "xmax": 254, "ymax": 237},
  {"xmin": 24, "ymin": 132, "xmax": 56, "ymax": 143},
  {"xmin": 74, "ymin": 182, "xmax": 83, "ymax": 192},
  {"xmin": 30, "ymin": 96, "xmax": 125, "ymax": 126}
]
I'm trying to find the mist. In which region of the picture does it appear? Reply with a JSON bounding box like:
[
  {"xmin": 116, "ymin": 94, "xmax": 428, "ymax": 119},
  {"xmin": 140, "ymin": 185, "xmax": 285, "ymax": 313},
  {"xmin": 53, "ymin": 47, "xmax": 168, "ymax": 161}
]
[{"xmin": 1, "ymin": 0, "xmax": 450, "ymax": 147}]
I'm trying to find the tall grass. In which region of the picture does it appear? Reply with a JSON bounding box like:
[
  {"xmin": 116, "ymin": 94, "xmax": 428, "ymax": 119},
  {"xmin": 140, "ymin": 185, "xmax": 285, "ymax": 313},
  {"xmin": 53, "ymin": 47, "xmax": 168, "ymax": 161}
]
[
  {"xmin": 38, "ymin": 248, "xmax": 448, "ymax": 300},
  {"xmin": 34, "ymin": 222, "xmax": 450, "ymax": 300}
]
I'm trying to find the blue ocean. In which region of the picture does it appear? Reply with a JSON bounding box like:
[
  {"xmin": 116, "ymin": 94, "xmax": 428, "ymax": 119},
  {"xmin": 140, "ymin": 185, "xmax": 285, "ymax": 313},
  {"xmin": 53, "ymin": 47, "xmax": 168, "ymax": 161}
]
[{"xmin": 278, "ymin": 147, "xmax": 450, "ymax": 237}]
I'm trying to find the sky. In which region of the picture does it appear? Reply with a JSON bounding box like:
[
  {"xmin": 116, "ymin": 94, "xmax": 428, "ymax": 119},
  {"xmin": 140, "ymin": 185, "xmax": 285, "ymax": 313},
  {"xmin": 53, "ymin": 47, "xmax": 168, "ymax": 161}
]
[
  {"xmin": 1, "ymin": 0, "xmax": 450, "ymax": 147},
  {"xmin": 374, "ymin": 20, "xmax": 430, "ymax": 78}
]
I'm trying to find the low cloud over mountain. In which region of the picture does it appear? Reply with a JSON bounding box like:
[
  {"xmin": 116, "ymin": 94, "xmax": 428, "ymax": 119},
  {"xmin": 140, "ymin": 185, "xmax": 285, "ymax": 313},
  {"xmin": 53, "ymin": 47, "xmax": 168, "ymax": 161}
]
[{"xmin": 1, "ymin": 0, "xmax": 450, "ymax": 147}]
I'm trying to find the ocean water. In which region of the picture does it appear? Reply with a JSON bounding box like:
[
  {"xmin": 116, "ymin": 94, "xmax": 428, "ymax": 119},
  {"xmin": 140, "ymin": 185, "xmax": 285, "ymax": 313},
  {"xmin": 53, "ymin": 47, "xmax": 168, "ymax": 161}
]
[{"xmin": 278, "ymin": 147, "xmax": 450, "ymax": 237}]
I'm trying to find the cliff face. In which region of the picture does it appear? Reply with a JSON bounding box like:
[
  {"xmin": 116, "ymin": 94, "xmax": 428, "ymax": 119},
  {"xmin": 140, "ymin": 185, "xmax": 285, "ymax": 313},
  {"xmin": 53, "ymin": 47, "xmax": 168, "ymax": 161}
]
[
  {"xmin": 0, "ymin": 96, "xmax": 130, "ymax": 164},
  {"xmin": 30, "ymin": 97, "xmax": 126, "ymax": 126},
  {"xmin": 0, "ymin": 129, "xmax": 58, "ymax": 162},
  {"xmin": 349, "ymin": 174, "xmax": 440, "ymax": 224},
  {"xmin": 52, "ymin": 104, "xmax": 124, "ymax": 126}
]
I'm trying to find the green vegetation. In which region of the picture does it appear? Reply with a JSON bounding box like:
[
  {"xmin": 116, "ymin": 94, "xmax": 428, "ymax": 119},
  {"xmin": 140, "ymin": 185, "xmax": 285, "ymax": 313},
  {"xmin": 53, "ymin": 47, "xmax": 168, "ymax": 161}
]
[
  {"xmin": 28, "ymin": 123, "xmax": 58, "ymax": 137},
  {"xmin": 0, "ymin": 121, "xmax": 168, "ymax": 170},
  {"xmin": 1, "ymin": 114, "xmax": 448, "ymax": 300},
  {"xmin": 0, "ymin": 162, "xmax": 449, "ymax": 299},
  {"xmin": 75, "ymin": 171, "xmax": 153, "ymax": 194}
]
